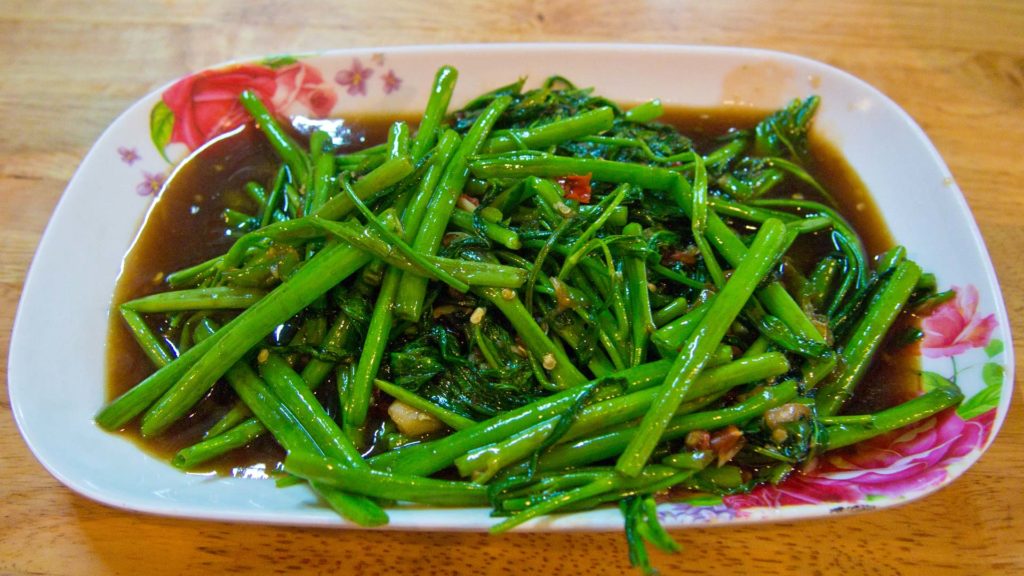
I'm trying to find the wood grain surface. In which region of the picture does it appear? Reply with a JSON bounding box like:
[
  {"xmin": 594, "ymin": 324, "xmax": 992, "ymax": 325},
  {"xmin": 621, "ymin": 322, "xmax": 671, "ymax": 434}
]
[{"xmin": 2, "ymin": 1, "xmax": 1023, "ymax": 574}]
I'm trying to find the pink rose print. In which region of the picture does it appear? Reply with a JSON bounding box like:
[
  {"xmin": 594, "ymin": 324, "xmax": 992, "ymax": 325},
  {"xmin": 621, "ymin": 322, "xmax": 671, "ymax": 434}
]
[
  {"xmin": 162, "ymin": 65, "xmax": 279, "ymax": 150},
  {"xmin": 136, "ymin": 171, "xmax": 167, "ymax": 197},
  {"xmin": 118, "ymin": 146, "xmax": 140, "ymax": 165},
  {"xmin": 921, "ymin": 285, "xmax": 997, "ymax": 358},
  {"xmin": 335, "ymin": 59, "xmax": 373, "ymax": 96},
  {"xmin": 272, "ymin": 62, "xmax": 338, "ymax": 117},
  {"xmin": 161, "ymin": 62, "xmax": 337, "ymax": 151},
  {"xmin": 382, "ymin": 69, "xmax": 402, "ymax": 94},
  {"xmin": 724, "ymin": 408, "xmax": 994, "ymax": 510}
]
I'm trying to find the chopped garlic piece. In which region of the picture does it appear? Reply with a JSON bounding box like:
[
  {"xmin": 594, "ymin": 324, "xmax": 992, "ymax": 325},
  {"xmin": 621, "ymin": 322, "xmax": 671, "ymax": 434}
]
[
  {"xmin": 470, "ymin": 307, "xmax": 487, "ymax": 325},
  {"xmin": 388, "ymin": 401, "xmax": 444, "ymax": 437}
]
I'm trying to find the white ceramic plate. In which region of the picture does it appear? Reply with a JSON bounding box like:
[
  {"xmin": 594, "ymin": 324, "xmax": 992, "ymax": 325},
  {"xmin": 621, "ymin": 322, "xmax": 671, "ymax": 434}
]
[{"xmin": 9, "ymin": 44, "xmax": 1014, "ymax": 530}]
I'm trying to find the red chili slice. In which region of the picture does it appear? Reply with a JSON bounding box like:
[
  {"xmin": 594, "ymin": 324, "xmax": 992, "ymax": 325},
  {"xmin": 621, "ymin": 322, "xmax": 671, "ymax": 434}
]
[{"xmin": 556, "ymin": 174, "xmax": 593, "ymax": 204}]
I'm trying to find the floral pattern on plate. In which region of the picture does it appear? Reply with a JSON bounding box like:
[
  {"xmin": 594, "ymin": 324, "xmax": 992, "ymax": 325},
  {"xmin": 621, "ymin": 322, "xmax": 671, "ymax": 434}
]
[
  {"xmin": 655, "ymin": 284, "xmax": 1004, "ymax": 519},
  {"xmin": 720, "ymin": 285, "xmax": 1002, "ymax": 514},
  {"xmin": 121, "ymin": 55, "xmax": 405, "ymax": 200},
  {"xmin": 141, "ymin": 55, "xmax": 403, "ymax": 166}
]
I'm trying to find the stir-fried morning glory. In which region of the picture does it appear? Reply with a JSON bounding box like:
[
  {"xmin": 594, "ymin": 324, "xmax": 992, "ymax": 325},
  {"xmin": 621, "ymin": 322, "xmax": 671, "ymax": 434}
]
[{"xmin": 100, "ymin": 67, "xmax": 960, "ymax": 574}]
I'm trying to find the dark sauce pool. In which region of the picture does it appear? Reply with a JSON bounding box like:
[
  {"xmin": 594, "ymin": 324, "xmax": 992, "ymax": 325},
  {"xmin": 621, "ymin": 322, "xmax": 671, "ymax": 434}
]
[{"xmin": 106, "ymin": 108, "xmax": 920, "ymax": 477}]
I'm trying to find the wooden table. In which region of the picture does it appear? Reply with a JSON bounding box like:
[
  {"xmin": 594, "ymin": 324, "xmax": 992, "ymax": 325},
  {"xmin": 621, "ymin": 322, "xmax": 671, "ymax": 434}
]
[{"xmin": 2, "ymin": 1, "xmax": 1022, "ymax": 573}]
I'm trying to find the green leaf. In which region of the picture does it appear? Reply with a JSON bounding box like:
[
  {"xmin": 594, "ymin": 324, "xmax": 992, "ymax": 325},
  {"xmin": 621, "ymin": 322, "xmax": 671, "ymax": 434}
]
[
  {"xmin": 262, "ymin": 55, "xmax": 298, "ymax": 69},
  {"xmin": 150, "ymin": 100, "xmax": 174, "ymax": 163},
  {"xmin": 921, "ymin": 370, "xmax": 957, "ymax": 393},
  {"xmin": 982, "ymin": 362, "xmax": 1004, "ymax": 389},
  {"xmin": 956, "ymin": 362, "xmax": 1003, "ymax": 420},
  {"xmin": 985, "ymin": 338, "xmax": 1004, "ymax": 358},
  {"xmin": 958, "ymin": 384, "xmax": 1000, "ymax": 420}
]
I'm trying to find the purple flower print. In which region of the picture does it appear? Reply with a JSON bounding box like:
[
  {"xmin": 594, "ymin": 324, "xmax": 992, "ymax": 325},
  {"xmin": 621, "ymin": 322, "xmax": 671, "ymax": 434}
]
[
  {"xmin": 382, "ymin": 69, "xmax": 402, "ymax": 94},
  {"xmin": 136, "ymin": 171, "xmax": 166, "ymax": 197},
  {"xmin": 657, "ymin": 502, "xmax": 736, "ymax": 524},
  {"xmin": 118, "ymin": 146, "xmax": 140, "ymax": 165},
  {"xmin": 335, "ymin": 60, "xmax": 373, "ymax": 96}
]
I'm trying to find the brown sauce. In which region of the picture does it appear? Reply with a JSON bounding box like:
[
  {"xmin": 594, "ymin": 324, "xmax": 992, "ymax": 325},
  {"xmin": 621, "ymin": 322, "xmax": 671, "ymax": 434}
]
[{"xmin": 106, "ymin": 107, "xmax": 920, "ymax": 476}]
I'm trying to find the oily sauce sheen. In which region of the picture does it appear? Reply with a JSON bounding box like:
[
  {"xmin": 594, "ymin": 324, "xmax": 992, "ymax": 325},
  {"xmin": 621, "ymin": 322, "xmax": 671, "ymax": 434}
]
[{"xmin": 106, "ymin": 108, "xmax": 920, "ymax": 476}]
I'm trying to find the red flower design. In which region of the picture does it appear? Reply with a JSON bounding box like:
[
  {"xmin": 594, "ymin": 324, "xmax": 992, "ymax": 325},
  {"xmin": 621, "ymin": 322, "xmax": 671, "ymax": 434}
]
[
  {"xmin": 272, "ymin": 62, "xmax": 337, "ymax": 117},
  {"xmin": 163, "ymin": 65, "xmax": 279, "ymax": 150},
  {"xmin": 161, "ymin": 62, "xmax": 337, "ymax": 151},
  {"xmin": 921, "ymin": 285, "xmax": 997, "ymax": 358},
  {"xmin": 382, "ymin": 69, "xmax": 402, "ymax": 94},
  {"xmin": 335, "ymin": 60, "xmax": 373, "ymax": 96}
]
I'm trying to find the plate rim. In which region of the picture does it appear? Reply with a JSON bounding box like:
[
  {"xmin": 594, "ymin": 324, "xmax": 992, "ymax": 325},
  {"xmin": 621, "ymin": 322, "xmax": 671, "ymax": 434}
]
[{"xmin": 8, "ymin": 42, "xmax": 1015, "ymax": 531}]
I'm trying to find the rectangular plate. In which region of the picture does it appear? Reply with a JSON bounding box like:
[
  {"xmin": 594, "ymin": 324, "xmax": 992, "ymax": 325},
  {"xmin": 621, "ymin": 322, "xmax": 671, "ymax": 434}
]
[{"xmin": 8, "ymin": 43, "xmax": 1014, "ymax": 530}]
